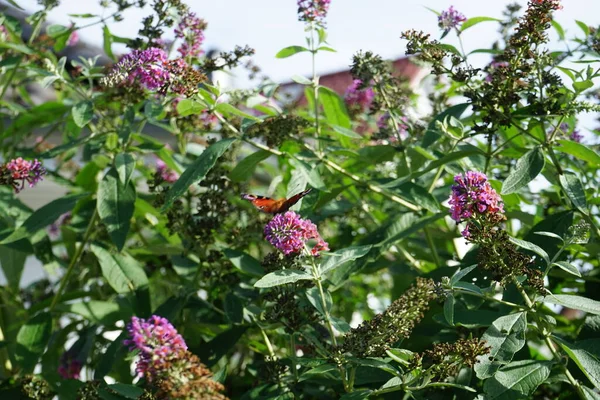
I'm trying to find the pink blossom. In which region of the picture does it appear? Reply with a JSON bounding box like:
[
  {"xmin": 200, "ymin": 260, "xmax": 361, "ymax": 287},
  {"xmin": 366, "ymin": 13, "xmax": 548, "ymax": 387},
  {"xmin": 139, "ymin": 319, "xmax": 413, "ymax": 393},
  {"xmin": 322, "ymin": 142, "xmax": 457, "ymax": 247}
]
[
  {"xmin": 2, "ymin": 158, "xmax": 46, "ymax": 193},
  {"xmin": 449, "ymin": 171, "xmax": 504, "ymax": 228},
  {"xmin": 438, "ymin": 6, "xmax": 466, "ymax": 31},
  {"xmin": 264, "ymin": 211, "xmax": 329, "ymax": 256},
  {"xmin": 345, "ymin": 80, "xmax": 374, "ymax": 115}
]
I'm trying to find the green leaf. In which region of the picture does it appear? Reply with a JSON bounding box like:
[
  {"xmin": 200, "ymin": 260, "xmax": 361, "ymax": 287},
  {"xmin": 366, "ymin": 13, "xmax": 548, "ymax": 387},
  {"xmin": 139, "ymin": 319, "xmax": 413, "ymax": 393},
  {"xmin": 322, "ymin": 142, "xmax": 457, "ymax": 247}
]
[
  {"xmin": 542, "ymin": 294, "xmax": 600, "ymax": 315},
  {"xmin": 552, "ymin": 261, "xmax": 581, "ymax": 277},
  {"xmin": 72, "ymin": 101, "xmax": 94, "ymax": 128},
  {"xmin": 215, "ymin": 103, "xmax": 261, "ymax": 121},
  {"xmin": 254, "ymin": 269, "xmax": 313, "ymax": 288},
  {"xmin": 46, "ymin": 24, "xmax": 68, "ymax": 38},
  {"xmin": 0, "ymin": 245, "xmax": 27, "ymax": 290},
  {"xmin": 559, "ymin": 172, "xmax": 588, "ymax": 213},
  {"xmin": 15, "ymin": 312, "xmax": 52, "ymax": 373},
  {"xmin": 555, "ymin": 140, "xmax": 600, "ymax": 166},
  {"xmin": 483, "ymin": 360, "xmax": 552, "ymax": 400},
  {"xmin": 2, "ymin": 102, "xmax": 69, "ymax": 139},
  {"xmin": 508, "ymin": 237, "xmax": 550, "ymax": 265},
  {"xmin": 162, "ymin": 138, "xmax": 237, "ymax": 210},
  {"xmin": 444, "ymin": 294, "xmax": 455, "ymax": 326},
  {"xmin": 319, "ymin": 86, "xmax": 351, "ymax": 129},
  {"xmin": 554, "ymin": 337, "xmax": 600, "ymax": 389},
  {"xmin": 291, "ymin": 75, "xmax": 312, "ymax": 85},
  {"xmin": 94, "ymin": 331, "xmax": 128, "ymax": 379},
  {"xmin": 576, "ymin": 20, "xmax": 590, "ymax": 36},
  {"xmin": 573, "ymin": 80, "xmax": 594, "ymax": 93},
  {"xmin": 501, "ymin": 147, "xmax": 545, "ymax": 194},
  {"xmin": 317, "ymin": 46, "xmax": 336, "ymax": 53},
  {"xmin": 450, "ymin": 264, "xmax": 477, "ymax": 286},
  {"xmin": 475, "ymin": 312, "xmax": 527, "ymax": 379},
  {"xmin": 223, "ymin": 249, "xmax": 264, "ymax": 277},
  {"xmin": 306, "ymin": 286, "xmax": 332, "ymax": 316},
  {"xmin": 551, "ymin": 20, "xmax": 565, "ymax": 40},
  {"xmin": 394, "ymin": 182, "xmax": 440, "ymax": 212},
  {"xmin": 176, "ymin": 99, "xmax": 205, "ymax": 116},
  {"xmin": 91, "ymin": 245, "xmax": 148, "ymax": 293},
  {"xmin": 97, "ymin": 168, "xmax": 136, "ymax": 251},
  {"xmin": 1, "ymin": 193, "xmax": 88, "ymax": 244},
  {"xmin": 229, "ymin": 150, "xmax": 271, "ymax": 182},
  {"xmin": 330, "ymin": 124, "xmax": 362, "ymax": 139},
  {"xmin": 340, "ymin": 390, "xmax": 372, "ymax": 400},
  {"xmin": 224, "ymin": 293, "xmax": 244, "ymax": 324},
  {"xmin": 275, "ymin": 45, "xmax": 310, "ymax": 58},
  {"xmin": 386, "ymin": 348, "xmax": 414, "ymax": 366},
  {"xmin": 60, "ymin": 300, "xmax": 129, "ymax": 325},
  {"xmin": 103, "ymin": 25, "xmax": 115, "ymax": 61},
  {"xmin": 115, "ymin": 153, "xmax": 135, "ymax": 187},
  {"xmin": 460, "ymin": 16, "xmax": 501, "ymax": 32},
  {"xmin": 107, "ymin": 384, "xmax": 144, "ymax": 399},
  {"xmin": 320, "ymin": 245, "xmax": 372, "ymax": 275}
]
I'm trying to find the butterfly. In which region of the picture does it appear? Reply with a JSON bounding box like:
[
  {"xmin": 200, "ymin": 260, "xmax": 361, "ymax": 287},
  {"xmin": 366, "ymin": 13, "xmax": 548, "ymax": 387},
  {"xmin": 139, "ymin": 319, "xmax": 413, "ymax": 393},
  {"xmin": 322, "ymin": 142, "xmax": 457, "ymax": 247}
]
[{"xmin": 241, "ymin": 188, "xmax": 312, "ymax": 214}]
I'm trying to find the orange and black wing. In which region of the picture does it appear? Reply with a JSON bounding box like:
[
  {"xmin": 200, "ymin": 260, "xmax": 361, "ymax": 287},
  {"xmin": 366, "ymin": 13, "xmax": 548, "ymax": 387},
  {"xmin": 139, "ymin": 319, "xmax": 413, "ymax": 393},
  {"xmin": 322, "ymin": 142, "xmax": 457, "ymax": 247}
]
[{"xmin": 278, "ymin": 188, "xmax": 312, "ymax": 213}]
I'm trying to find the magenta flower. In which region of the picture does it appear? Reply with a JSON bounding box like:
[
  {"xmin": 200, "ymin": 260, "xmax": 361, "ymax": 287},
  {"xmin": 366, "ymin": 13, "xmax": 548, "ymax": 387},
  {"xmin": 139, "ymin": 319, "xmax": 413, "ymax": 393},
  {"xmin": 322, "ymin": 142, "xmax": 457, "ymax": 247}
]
[
  {"xmin": 101, "ymin": 48, "xmax": 169, "ymax": 91},
  {"xmin": 124, "ymin": 315, "xmax": 188, "ymax": 380},
  {"xmin": 264, "ymin": 211, "xmax": 329, "ymax": 256},
  {"xmin": 156, "ymin": 159, "xmax": 179, "ymax": 183},
  {"xmin": 345, "ymin": 80, "xmax": 374, "ymax": 115},
  {"xmin": 438, "ymin": 6, "xmax": 466, "ymax": 32},
  {"xmin": 1, "ymin": 158, "xmax": 46, "ymax": 193},
  {"xmin": 67, "ymin": 29, "xmax": 79, "ymax": 47},
  {"xmin": 449, "ymin": 171, "xmax": 504, "ymax": 224},
  {"xmin": 297, "ymin": 0, "xmax": 331, "ymax": 25},
  {"xmin": 175, "ymin": 12, "xmax": 207, "ymax": 59},
  {"xmin": 57, "ymin": 351, "xmax": 82, "ymax": 379}
]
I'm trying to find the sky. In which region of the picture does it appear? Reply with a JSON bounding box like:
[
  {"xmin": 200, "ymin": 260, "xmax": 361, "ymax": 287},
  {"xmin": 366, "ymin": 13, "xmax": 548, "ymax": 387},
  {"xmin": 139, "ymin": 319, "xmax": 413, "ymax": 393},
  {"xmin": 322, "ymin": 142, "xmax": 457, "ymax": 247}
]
[{"xmin": 12, "ymin": 0, "xmax": 600, "ymax": 85}]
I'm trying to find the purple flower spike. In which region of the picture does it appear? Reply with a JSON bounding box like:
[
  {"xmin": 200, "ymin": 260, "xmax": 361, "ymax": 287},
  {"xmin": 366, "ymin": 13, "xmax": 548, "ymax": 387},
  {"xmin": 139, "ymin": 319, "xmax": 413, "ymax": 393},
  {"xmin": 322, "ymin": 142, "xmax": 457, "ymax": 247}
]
[
  {"xmin": 345, "ymin": 80, "xmax": 374, "ymax": 115},
  {"xmin": 449, "ymin": 171, "xmax": 504, "ymax": 225},
  {"xmin": 124, "ymin": 315, "xmax": 188, "ymax": 380},
  {"xmin": 175, "ymin": 12, "xmax": 207, "ymax": 59},
  {"xmin": 438, "ymin": 6, "xmax": 467, "ymax": 31},
  {"xmin": 264, "ymin": 211, "xmax": 329, "ymax": 256},
  {"xmin": 297, "ymin": 0, "xmax": 332, "ymax": 25}
]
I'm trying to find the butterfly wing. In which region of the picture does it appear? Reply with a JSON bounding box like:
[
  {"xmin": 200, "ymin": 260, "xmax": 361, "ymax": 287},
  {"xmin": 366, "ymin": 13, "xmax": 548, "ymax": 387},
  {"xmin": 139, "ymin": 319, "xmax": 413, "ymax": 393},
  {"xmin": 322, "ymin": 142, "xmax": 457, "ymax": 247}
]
[
  {"xmin": 278, "ymin": 188, "xmax": 312, "ymax": 213},
  {"xmin": 241, "ymin": 193, "xmax": 283, "ymax": 213}
]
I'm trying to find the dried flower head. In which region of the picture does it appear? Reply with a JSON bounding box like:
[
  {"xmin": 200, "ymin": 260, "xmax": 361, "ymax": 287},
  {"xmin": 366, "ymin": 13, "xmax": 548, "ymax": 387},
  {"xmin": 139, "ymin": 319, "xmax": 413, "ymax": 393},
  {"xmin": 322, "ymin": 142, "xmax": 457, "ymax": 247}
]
[
  {"xmin": 341, "ymin": 278, "xmax": 438, "ymax": 357},
  {"xmin": 438, "ymin": 6, "xmax": 467, "ymax": 32},
  {"xmin": 264, "ymin": 211, "xmax": 329, "ymax": 256},
  {"xmin": 344, "ymin": 79, "xmax": 375, "ymax": 116},
  {"xmin": 0, "ymin": 158, "xmax": 46, "ymax": 193},
  {"xmin": 175, "ymin": 11, "xmax": 207, "ymax": 59},
  {"xmin": 297, "ymin": 0, "xmax": 331, "ymax": 25},
  {"xmin": 246, "ymin": 115, "xmax": 310, "ymax": 148}
]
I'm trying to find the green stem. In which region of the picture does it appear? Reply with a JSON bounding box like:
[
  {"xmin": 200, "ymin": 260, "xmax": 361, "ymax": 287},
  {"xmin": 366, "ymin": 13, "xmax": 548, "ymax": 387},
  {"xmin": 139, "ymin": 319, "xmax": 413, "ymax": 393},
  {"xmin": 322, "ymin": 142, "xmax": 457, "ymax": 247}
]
[
  {"xmin": 424, "ymin": 227, "xmax": 441, "ymax": 267},
  {"xmin": 260, "ymin": 326, "xmax": 275, "ymax": 357},
  {"xmin": 309, "ymin": 24, "xmax": 322, "ymax": 155},
  {"xmin": 49, "ymin": 210, "xmax": 98, "ymax": 312},
  {"xmin": 290, "ymin": 333, "xmax": 299, "ymax": 382},
  {"xmin": 453, "ymin": 288, "xmax": 526, "ymax": 310}
]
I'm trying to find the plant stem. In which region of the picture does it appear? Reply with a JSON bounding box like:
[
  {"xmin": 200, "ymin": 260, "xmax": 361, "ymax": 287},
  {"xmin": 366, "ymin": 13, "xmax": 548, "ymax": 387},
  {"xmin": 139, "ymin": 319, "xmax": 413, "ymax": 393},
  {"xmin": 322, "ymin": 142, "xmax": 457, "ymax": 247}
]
[
  {"xmin": 290, "ymin": 333, "xmax": 299, "ymax": 382},
  {"xmin": 49, "ymin": 210, "xmax": 98, "ymax": 312},
  {"xmin": 259, "ymin": 326, "xmax": 275, "ymax": 357},
  {"xmin": 424, "ymin": 227, "xmax": 441, "ymax": 267},
  {"xmin": 453, "ymin": 288, "xmax": 526, "ymax": 310},
  {"xmin": 309, "ymin": 23, "xmax": 322, "ymax": 155}
]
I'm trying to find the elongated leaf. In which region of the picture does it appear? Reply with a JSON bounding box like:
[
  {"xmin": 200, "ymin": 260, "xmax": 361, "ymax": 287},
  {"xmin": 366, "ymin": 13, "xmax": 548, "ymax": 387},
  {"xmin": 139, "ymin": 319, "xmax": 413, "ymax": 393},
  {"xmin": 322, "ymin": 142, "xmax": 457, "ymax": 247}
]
[
  {"xmin": 559, "ymin": 173, "xmax": 587, "ymax": 213},
  {"xmin": 1, "ymin": 193, "xmax": 88, "ymax": 244},
  {"xmin": 229, "ymin": 150, "xmax": 271, "ymax": 182},
  {"xmin": 60, "ymin": 300, "xmax": 129, "ymax": 325},
  {"xmin": 103, "ymin": 25, "xmax": 115, "ymax": 61},
  {"xmin": 306, "ymin": 286, "xmax": 332, "ymax": 316},
  {"xmin": 554, "ymin": 337, "xmax": 600, "ymax": 389},
  {"xmin": 331, "ymin": 124, "xmax": 361, "ymax": 139},
  {"xmin": 542, "ymin": 294, "xmax": 600, "ymax": 315},
  {"xmin": 555, "ymin": 140, "xmax": 600, "ymax": 166},
  {"xmin": 276, "ymin": 45, "xmax": 310, "ymax": 58},
  {"xmin": 97, "ymin": 168, "xmax": 136, "ymax": 251},
  {"xmin": 115, "ymin": 153, "xmax": 136, "ymax": 187},
  {"xmin": 461, "ymin": 16, "xmax": 501, "ymax": 32},
  {"xmin": 552, "ymin": 261, "xmax": 581, "ymax": 277},
  {"xmin": 483, "ymin": 360, "xmax": 552, "ymax": 400},
  {"xmin": 254, "ymin": 269, "xmax": 313, "ymax": 288},
  {"xmin": 72, "ymin": 101, "xmax": 94, "ymax": 128},
  {"xmin": 475, "ymin": 312, "xmax": 527, "ymax": 379},
  {"xmin": 224, "ymin": 293, "xmax": 244, "ymax": 324},
  {"xmin": 162, "ymin": 138, "xmax": 237, "ymax": 210},
  {"xmin": 320, "ymin": 245, "xmax": 372, "ymax": 275},
  {"xmin": 0, "ymin": 245, "xmax": 27, "ymax": 290},
  {"xmin": 107, "ymin": 384, "xmax": 144, "ymax": 399},
  {"xmin": 176, "ymin": 99, "xmax": 205, "ymax": 116},
  {"xmin": 502, "ymin": 147, "xmax": 545, "ymax": 194},
  {"xmin": 91, "ymin": 245, "xmax": 148, "ymax": 293},
  {"xmin": 15, "ymin": 312, "xmax": 52, "ymax": 373},
  {"xmin": 319, "ymin": 86, "xmax": 351, "ymax": 129},
  {"xmin": 216, "ymin": 103, "xmax": 261, "ymax": 121},
  {"xmin": 223, "ymin": 249, "xmax": 264, "ymax": 277},
  {"xmin": 451, "ymin": 264, "xmax": 477, "ymax": 286},
  {"xmin": 509, "ymin": 237, "xmax": 550, "ymax": 265}
]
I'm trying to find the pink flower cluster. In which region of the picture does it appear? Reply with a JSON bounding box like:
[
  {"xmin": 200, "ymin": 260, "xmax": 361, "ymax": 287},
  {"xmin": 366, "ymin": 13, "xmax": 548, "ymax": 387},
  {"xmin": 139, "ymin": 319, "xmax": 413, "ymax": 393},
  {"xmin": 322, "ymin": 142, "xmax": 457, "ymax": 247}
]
[
  {"xmin": 264, "ymin": 211, "xmax": 329, "ymax": 256},
  {"xmin": 57, "ymin": 351, "xmax": 82, "ymax": 380},
  {"xmin": 175, "ymin": 12, "xmax": 207, "ymax": 59},
  {"xmin": 2, "ymin": 158, "xmax": 46, "ymax": 193},
  {"xmin": 438, "ymin": 6, "xmax": 466, "ymax": 31},
  {"xmin": 156, "ymin": 159, "xmax": 179, "ymax": 183},
  {"xmin": 102, "ymin": 48, "xmax": 170, "ymax": 91},
  {"xmin": 297, "ymin": 0, "xmax": 331, "ymax": 25},
  {"xmin": 344, "ymin": 80, "xmax": 374, "ymax": 115},
  {"xmin": 124, "ymin": 315, "xmax": 188, "ymax": 380},
  {"xmin": 449, "ymin": 171, "xmax": 504, "ymax": 224}
]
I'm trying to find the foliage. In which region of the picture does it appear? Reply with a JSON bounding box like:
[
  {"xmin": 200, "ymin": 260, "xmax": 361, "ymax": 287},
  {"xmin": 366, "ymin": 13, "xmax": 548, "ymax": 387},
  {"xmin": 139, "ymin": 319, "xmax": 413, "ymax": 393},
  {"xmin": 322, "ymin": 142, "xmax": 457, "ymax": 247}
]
[{"xmin": 0, "ymin": 0, "xmax": 600, "ymax": 399}]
